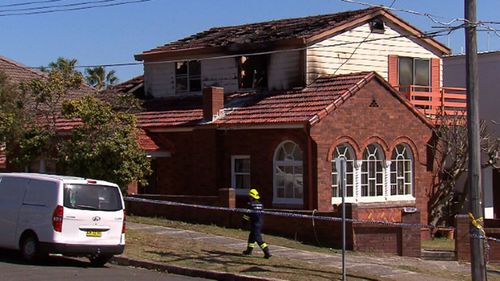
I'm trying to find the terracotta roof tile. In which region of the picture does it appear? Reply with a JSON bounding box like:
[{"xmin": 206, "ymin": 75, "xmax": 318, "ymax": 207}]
[
  {"xmin": 0, "ymin": 55, "xmax": 95, "ymax": 110},
  {"xmin": 133, "ymin": 72, "xmax": 375, "ymax": 128}
]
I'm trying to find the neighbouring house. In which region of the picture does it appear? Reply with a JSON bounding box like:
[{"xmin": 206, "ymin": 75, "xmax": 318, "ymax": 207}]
[
  {"xmin": 0, "ymin": 55, "xmax": 94, "ymax": 172},
  {"xmin": 444, "ymin": 51, "xmax": 500, "ymax": 219},
  {"xmin": 129, "ymin": 7, "xmax": 468, "ymax": 225}
]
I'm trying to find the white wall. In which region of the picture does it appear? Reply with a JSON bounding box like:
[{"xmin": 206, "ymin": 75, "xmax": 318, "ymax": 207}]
[
  {"xmin": 144, "ymin": 62, "xmax": 175, "ymax": 98},
  {"xmin": 268, "ymin": 50, "xmax": 303, "ymax": 91},
  {"xmin": 307, "ymin": 22, "xmax": 441, "ymax": 84}
]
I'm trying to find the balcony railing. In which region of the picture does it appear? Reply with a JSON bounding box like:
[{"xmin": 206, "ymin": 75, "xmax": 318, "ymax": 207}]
[{"xmin": 396, "ymin": 85, "xmax": 467, "ymax": 117}]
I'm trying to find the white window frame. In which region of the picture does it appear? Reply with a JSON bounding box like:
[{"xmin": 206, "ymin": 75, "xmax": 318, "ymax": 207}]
[
  {"xmin": 332, "ymin": 144, "xmax": 356, "ymax": 203},
  {"xmin": 390, "ymin": 144, "xmax": 414, "ymax": 200},
  {"xmin": 231, "ymin": 155, "xmax": 251, "ymax": 196},
  {"xmin": 332, "ymin": 143, "xmax": 415, "ymax": 204},
  {"xmin": 273, "ymin": 141, "xmax": 303, "ymax": 205}
]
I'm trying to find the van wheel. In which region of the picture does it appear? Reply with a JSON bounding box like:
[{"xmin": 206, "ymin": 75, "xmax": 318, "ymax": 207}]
[
  {"xmin": 89, "ymin": 254, "xmax": 112, "ymax": 267},
  {"xmin": 20, "ymin": 235, "xmax": 40, "ymax": 262}
]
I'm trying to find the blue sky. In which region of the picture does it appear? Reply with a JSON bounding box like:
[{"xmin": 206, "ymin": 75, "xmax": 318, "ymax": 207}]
[{"xmin": 0, "ymin": 0, "xmax": 499, "ymax": 81}]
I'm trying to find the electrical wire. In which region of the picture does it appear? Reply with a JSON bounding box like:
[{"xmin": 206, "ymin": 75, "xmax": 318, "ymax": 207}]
[
  {"xmin": 0, "ymin": 0, "xmax": 128, "ymax": 12},
  {"xmin": 28, "ymin": 26, "xmax": 460, "ymax": 71},
  {"xmin": 0, "ymin": 0, "xmax": 153, "ymax": 16},
  {"xmin": 0, "ymin": 0, "xmax": 63, "ymax": 8}
]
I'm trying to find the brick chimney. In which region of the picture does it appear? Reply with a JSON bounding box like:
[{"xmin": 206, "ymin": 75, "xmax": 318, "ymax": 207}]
[{"xmin": 203, "ymin": 87, "xmax": 224, "ymax": 121}]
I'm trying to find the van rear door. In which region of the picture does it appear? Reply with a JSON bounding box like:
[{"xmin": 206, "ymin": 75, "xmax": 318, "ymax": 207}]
[{"xmin": 61, "ymin": 183, "xmax": 124, "ymax": 245}]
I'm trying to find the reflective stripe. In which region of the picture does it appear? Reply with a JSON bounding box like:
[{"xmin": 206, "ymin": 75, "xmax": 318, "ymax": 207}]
[
  {"xmin": 248, "ymin": 243, "xmax": 256, "ymax": 248},
  {"xmin": 260, "ymin": 243, "xmax": 268, "ymax": 249}
]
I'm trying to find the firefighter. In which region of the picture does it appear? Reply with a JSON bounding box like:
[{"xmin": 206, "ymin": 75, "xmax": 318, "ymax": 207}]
[{"xmin": 242, "ymin": 188, "xmax": 271, "ymax": 259}]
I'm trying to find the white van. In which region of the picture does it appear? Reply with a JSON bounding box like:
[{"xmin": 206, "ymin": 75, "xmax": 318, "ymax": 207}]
[{"xmin": 0, "ymin": 173, "xmax": 125, "ymax": 266}]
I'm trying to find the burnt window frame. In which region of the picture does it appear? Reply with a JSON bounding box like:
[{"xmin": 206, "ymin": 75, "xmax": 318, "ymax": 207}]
[
  {"xmin": 238, "ymin": 55, "xmax": 269, "ymax": 90},
  {"xmin": 175, "ymin": 60, "xmax": 201, "ymax": 93}
]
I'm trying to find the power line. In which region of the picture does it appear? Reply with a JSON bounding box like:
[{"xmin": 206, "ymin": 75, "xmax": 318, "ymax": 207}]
[
  {"xmin": 28, "ymin": 26, "xmax": 460, "ymax": 71},
  {"xmin": 0, "ymin": 0, "xmax": 126, "ymax": 12},
  {"xmin": 338, "ymin": 0, "xmax": 469, "ymax": 26},
  {"xmin": 0, "ymin": 0, "xmax": 152, "ymax": 16},
  {"xmin": 0, "ymin": 0, "xmax": 63, "ymax": 8}
]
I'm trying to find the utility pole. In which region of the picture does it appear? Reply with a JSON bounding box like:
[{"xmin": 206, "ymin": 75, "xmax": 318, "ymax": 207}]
[{"xmin": 464, "ymin": 0, "xmax": 486, "ymax": 280}]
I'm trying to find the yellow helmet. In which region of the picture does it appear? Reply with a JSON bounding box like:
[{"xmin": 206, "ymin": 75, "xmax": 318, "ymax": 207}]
[{"xmin": 248, "ymin": 188, "xmax": 260, "ymax": 200}]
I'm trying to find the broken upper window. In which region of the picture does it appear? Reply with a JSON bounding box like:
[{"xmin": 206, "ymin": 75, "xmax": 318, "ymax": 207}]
[
  {"xmin": 238, "ymin": 55, "xmax": 268, "ymax": 89},
  {"xmin": 175, "ymin": 60, "xmax": 201, "ymax": 93}
]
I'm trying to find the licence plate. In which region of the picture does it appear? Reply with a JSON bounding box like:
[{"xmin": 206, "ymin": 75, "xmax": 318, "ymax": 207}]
[{"xmin": 86, "ymin": 231, "xmax": 102, "ymax": 237}]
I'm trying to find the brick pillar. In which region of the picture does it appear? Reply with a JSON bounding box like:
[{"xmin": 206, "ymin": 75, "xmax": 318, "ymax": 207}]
[
  {"xmin": 218, "ymin": 188, "xmax": 235, "ymax": 208},
  {"xmin": 203, "ymin": 87, "xmax": 224, "ymax": 121},
  {"xmin": 455, "ymin": 214, "xmax": 470, "ymax": 261},
  {"xmin": 127, "ymin": 181, "xmax": 138, "ymax": 195},
  {"xmin": 401, "ymin": 209, "xmax": 421, "ymax": 257}
]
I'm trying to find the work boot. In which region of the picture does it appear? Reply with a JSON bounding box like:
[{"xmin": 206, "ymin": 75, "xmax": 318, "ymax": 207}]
[
  {"xmin": 263, "ymin": 248, "xmax": 271, "ymax": 259},
  {"xmin": 242, "ymin": 248, "xmax": 253, "ymax": 255}
]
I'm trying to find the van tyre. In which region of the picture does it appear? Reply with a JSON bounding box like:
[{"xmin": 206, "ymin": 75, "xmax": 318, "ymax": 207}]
[
  {"xmin": 20, "ymin": 234, "xmax": 41, "ymax": 263},
  {"xmin": 89, "ymin": 254, "xmax": 112, "ymax": 267}
]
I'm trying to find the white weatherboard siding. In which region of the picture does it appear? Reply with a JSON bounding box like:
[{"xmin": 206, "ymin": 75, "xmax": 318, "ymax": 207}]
[
  {"xmin": 307, "ymin": 23, "xmax": 441, "ymax": 84},
  {"xmin": 201, "ymin": 58, "xmax": 239, "ymax": 93},
  {"xmin": 268, "ymin": 50, "xmax": 302, "ymax": 91},
  {"xmin": 144, "ymin": 62, "xmax": 175, "ymax": 98}
]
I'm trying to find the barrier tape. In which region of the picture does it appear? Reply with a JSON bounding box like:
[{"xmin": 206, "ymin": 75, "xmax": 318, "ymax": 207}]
[
  {"xmin": 468, "ymin": 212, "xmax": 486, "ymax": 236},
  {"xmin": 125, "ymin": 196, "xmax": 433, "ymax": 229}
]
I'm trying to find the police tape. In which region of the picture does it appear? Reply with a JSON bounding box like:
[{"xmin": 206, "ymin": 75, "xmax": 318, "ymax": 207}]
[{"xmin": 125, "ymin": 196, "xmax": 433, "ymax": 229}]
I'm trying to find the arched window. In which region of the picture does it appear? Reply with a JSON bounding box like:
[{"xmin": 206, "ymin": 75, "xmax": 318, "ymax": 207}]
[
  {"xmin": 361, "ymin": 144, "xmax": 384, "ymax": 197},
  {"xmin": 274, "ymin": 141, "xmax": 303, "ymax": 204},
  {"xmin": 332, "ymin": 144, "xmax": 355, "ymax": 198},
  {"xmin": 390, "ymin": 144, "xmax": 413, "ymax": 196}
]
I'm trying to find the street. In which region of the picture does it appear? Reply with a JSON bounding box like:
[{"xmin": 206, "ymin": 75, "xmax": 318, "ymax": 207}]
[{"xmin": 0, "ymin": 249, "xmax": 209, "ymax": 281}]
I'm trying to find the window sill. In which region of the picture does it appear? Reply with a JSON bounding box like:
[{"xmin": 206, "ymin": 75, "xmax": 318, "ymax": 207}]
[{"xmin": 331, "ymin": 195, "xmax": 415, "ymax": 205}]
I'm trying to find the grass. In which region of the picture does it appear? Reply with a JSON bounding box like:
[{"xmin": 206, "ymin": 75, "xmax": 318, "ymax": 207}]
[
  {"xmin": 125, "ymin": 215, "xmax": 500, "ymax": 281},
  {"xmin": 422, "ymin": 237, "xmax": 455, "ymax": 251}
]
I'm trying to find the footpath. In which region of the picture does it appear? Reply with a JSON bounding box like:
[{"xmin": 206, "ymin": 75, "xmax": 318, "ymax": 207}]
[{"xmin": 108, "ymin": 222, "xmax": 484, "ymax": 281}]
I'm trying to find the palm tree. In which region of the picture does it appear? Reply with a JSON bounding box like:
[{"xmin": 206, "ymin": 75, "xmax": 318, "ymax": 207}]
[{"xmin": 84, "ymin": 66, "xmax": 119, "ymax": 91}]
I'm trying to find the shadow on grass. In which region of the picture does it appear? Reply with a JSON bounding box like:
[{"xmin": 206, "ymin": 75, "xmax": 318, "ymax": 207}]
[{"xmin": 145, "ymin": 249, "xmax": 378, "ymax": 281}]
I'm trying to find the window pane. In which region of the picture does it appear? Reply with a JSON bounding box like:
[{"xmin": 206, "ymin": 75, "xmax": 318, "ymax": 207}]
[
  {"xmin": 399, "ymin": 57, "xmax": 413, "ymax": 86},
  {"xmin": 176, "ymin": 62, "xmax": 188, "ymax": 75},
  {"xmin": 235, "ymin": 159, "xmax": 250, "ymax": 173},
  {"xmin": 189, "ymin": 60, "xmax": 201, "ymax": 75},
  {"xmin": 176, "ymin": 77, "xmax": 188, "ymax": 92},
  {"xmin": 414, "ymin": 59, "xmax": 430, "ymax": 86},
  {"xmin": 189, "ymin": 79, "xmax": 201, "ymax": 92}
]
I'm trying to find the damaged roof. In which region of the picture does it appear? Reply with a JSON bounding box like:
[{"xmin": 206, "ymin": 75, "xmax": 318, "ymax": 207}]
[
  {"xmin": 134, "ymin": 71, "xmax": 430, "ymax": 130},
  {"xmin": 136, "ymin": 7, "xmax": 449, "ymax": 60}
]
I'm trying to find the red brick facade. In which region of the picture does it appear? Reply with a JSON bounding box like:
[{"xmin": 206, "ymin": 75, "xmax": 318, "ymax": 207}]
[{"xmin": 141, "ymin": 78, "xmax": 435, "ymax": 225}]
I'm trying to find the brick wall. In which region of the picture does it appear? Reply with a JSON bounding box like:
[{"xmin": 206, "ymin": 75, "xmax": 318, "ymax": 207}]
[
  {"xmin": 310, "ymin": 79, "xmax": 434, "ymax": 224},
  {"xmin": 126, "ymin": 198, "xmax": 421, "ymax": 257},
  {"xmin": 455, "ymin": 215, "xmax": 500, "ymax": 262},
  {"xmin": 145, "ymin": 78, "xmax": 434, "ymax": 226}
]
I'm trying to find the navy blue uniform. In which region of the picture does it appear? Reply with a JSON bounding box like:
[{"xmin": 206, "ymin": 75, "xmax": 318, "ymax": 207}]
[{"xmin": 243, "ymin": 199, "xmax": 271, "ymax": 258}]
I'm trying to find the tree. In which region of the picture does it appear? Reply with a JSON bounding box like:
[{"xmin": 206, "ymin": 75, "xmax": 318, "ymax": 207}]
[
  {"xmin": 59, "ymin": 96, "xmax": 151, "ymax": 192},
  {"xmin": 0, "ymin": 71, "xmax": 28, "ymax": 163},
  {"xmin": 85, "ymin": 66, "xmax": 118, "ymax": 91},
  {"xmin": 12, "ymin": 58, "xmax": 83, "ymax": 169},
  {"xmin": 428, "ymin": 111, "xmax": 499, "ymax": 227}
]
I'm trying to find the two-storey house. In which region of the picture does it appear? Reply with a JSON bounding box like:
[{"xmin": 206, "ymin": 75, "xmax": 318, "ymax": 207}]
[{"xmin": 131, "ymin": 7, "xmax": 466, "ymax": 224}]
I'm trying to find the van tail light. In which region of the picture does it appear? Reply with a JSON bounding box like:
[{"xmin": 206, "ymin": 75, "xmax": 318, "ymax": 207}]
[
  {"xmin": 52, "ymin": 205, "xmax": 64, "ymax": 232},
  {"xmin": 122, "ymin": 209, "xmax": 126, "ymax": 233}
]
